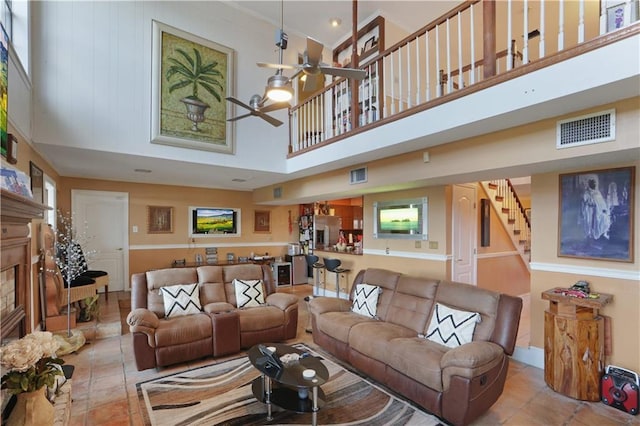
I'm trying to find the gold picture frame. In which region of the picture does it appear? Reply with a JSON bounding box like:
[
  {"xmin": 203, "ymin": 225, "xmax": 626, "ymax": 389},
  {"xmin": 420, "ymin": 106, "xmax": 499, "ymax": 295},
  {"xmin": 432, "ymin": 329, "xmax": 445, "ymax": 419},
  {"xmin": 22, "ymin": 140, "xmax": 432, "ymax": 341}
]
[
  {"xmin": 148, "ymin": 206, "xmax": 174, "ymax": 234},
  {"xmin": 254, "ymin": 210, "xmax": 271, "ymax": 233},
  {"xmin": 151, "ymin": 20, "xmax": 235, "ymax": 154}
]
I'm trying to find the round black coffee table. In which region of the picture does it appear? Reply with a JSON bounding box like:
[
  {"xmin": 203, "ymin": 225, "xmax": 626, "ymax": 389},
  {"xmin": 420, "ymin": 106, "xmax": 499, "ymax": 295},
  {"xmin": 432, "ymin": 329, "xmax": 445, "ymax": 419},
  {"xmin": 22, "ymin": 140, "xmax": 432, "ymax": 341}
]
[{"xmin": 248, "ymin": 343, "xmax": 329, "ymax": 425}]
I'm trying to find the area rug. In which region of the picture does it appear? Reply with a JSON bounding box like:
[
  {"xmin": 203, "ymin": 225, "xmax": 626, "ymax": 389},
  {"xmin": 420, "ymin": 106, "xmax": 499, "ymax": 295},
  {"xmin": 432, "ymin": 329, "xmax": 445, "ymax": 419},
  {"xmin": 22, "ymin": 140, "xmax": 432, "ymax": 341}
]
[{"xmin": 136, "ymin": 343, "xmax": 444, "ymax": 425}]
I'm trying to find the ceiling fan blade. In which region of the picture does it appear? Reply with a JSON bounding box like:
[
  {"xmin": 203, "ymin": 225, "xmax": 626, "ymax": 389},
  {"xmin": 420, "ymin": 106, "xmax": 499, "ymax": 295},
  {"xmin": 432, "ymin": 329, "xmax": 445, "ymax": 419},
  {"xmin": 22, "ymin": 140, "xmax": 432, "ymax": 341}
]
[
  {"xmin": 305, "ymin": 37, "xmax": 324, "ymax": 65},
  {"xmin": 319, "ymin": 66, "xmax": 367, "ymax": 80},
  {"xmin": 226, "ymin": 97, "xmax": 254, "ymax": 111},
  {"xmin": 227, "ymin": 113, "xmax": 253, "ymax": 122},
  {"xmin": 255, "ymin": 111, "xmax": 284, "ymax": 127},
  {"xmin": 303, "ymin": 74, "xmax": 322, "ymax": 92},
  {"xmin": 260, "ymin": 102, "xmax": 291, "ymax": 113},
  {"xmin": 257, "ymin": 62, "xmax": 298, "ymax": 70}
]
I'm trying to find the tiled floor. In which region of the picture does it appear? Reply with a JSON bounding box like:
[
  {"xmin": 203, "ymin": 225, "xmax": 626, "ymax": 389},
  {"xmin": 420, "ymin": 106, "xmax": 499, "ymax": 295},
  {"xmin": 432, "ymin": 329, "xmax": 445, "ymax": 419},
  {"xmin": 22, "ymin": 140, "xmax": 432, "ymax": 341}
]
[{"xmin": 61, "ymin": 287, "xmax": 640, "ymax": 426}]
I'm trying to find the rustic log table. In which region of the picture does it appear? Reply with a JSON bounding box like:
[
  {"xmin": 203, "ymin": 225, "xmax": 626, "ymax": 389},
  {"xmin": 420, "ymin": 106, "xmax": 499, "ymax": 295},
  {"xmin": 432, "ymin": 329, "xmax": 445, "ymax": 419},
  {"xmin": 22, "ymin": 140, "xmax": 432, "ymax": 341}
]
[{"xmin": 542, "ymin": 288, "xmax": 613, "ymax": 401}]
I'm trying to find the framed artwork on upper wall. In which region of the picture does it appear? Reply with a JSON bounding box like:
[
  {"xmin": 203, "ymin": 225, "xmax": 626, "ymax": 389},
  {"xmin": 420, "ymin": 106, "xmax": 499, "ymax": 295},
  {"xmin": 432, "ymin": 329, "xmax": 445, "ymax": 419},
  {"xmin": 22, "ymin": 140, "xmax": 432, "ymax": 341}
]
[
  {"xmin": 558, "ymin": 166, "xmax": 635, "ymax": 262},
  {"xmin": 1, "ymin": 23, "xmax": 9, "ymax": 159},
  {"xmin": 151, "ymin": 20, "xmax": 235, "ymax": 154}
]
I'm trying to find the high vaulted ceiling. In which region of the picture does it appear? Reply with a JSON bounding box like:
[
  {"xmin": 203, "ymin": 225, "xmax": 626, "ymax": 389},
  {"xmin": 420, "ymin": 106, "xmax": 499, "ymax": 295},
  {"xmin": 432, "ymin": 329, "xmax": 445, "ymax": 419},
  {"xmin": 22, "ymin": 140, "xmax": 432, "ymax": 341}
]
[
  {"xmin": 31, "ymin": 1, "xmax": 461, "ymax": 193},
  {"xmin": 228, "ymin": 1, "xmax": 456, "ymax": 48}
]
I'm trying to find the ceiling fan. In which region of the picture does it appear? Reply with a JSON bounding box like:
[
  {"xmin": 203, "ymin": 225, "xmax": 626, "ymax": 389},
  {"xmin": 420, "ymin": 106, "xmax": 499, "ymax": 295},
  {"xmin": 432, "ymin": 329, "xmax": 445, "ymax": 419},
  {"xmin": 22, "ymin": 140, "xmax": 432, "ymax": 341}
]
[
  {"xmin": 258, "ymin": 36, "xmax": 367, "ymax": 92},
  {"xmin": 226, "ymin": 94, "xmax": 289, "ymax": 127}
]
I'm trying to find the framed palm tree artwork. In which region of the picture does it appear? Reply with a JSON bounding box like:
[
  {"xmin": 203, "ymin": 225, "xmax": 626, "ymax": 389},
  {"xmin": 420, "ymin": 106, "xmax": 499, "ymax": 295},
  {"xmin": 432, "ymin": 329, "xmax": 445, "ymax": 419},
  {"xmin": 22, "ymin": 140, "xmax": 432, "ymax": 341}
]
[{"xmin": 151, "ymin": 21, "xmax": 235, "ymax": 154}]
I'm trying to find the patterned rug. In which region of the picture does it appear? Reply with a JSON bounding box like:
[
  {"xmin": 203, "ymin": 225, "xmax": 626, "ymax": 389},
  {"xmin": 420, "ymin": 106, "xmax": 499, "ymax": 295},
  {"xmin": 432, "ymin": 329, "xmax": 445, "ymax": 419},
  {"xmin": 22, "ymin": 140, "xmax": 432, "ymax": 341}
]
[{"xmin": 136, "ymin": 343, "xmax": 443, "ymax": 425}]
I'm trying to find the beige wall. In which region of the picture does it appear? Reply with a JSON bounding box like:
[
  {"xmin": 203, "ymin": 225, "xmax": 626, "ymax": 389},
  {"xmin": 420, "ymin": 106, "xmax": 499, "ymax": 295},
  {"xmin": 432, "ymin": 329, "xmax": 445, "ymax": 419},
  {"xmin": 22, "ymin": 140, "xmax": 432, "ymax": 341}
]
[
  {"xmin": 530, "ymin": 164, "xmax": 639, "ymax": 372},
  {"xmin": 57, "ymin": 178, "xmax": 300, "ymax": 276},
  {"xmin": 477, "ymin": 185, "xmax": 530, "ymax": 297}
]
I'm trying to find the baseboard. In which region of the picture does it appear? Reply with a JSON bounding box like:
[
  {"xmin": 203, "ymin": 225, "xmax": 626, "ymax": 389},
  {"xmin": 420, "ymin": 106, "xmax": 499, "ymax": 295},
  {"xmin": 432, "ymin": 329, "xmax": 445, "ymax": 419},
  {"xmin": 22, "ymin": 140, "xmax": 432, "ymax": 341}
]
[
  {"xmin": 312, "ymin": 287, "xmax": 349, "ymax": 299},
  {"xmin": 512, "ymin": 345, "xmax": 544, "ymax": 369}
]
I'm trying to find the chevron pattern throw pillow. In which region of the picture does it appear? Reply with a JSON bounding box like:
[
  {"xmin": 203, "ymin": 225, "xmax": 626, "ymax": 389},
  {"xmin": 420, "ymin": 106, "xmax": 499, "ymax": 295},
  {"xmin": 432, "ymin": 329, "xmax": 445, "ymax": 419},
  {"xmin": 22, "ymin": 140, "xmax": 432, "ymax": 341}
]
[
  {"xmin": 233, "ymin": 279, "xmax": 265, "ymax": 308},
  {"xmin": 425, "ymin": 303, "xmax": 480, "ymax": 348},
  {"xmin": 351, "ymin": 283, "xmax": 381, "ymax": 318},
  {"xmin": 159, "ymin": 283, "xmax": 202, "ymax": 318}
]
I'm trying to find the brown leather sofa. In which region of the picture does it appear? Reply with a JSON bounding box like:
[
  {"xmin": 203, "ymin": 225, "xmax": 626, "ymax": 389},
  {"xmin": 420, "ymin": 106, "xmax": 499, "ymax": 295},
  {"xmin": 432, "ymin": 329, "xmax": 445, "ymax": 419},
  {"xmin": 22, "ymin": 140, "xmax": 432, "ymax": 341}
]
[
  {"xmin": 127, "ymin": 264, "xmax": 298, "ymax": 370},
  {"xmin": 309, "ymin": 268, "xmax": 522, "ymax": 426}
]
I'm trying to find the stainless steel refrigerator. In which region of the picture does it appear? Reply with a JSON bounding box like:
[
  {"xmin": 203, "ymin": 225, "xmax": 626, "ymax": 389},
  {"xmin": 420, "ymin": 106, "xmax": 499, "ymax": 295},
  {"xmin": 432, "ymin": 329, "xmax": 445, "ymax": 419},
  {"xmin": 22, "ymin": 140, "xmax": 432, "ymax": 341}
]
[
  {"xmin": 286, "ymin": 254, "xmax": 308, "ymax": 285},
  {"xmin": 313, "ymin": 215, "xmax": 343, "ymax": 249}
]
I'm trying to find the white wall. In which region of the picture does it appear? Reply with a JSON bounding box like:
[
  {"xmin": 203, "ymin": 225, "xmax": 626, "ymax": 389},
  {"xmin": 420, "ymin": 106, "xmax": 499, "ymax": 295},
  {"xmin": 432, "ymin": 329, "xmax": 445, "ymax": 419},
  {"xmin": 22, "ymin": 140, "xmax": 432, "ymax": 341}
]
[{"xmin": 30, "ymin": 1, "xmax": 311, "ymax": 174}]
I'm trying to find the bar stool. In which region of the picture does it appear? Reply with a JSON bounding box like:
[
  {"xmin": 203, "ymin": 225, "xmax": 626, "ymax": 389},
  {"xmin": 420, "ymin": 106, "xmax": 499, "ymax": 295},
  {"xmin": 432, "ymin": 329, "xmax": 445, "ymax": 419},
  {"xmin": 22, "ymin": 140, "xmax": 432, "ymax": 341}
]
[
  {"xmin": 306, "ymin": 255, "xmax": 325, "ymax": 296},
  {"xmin": 323, "ymin": 258, "xmax": 350, "ymax": 299}
]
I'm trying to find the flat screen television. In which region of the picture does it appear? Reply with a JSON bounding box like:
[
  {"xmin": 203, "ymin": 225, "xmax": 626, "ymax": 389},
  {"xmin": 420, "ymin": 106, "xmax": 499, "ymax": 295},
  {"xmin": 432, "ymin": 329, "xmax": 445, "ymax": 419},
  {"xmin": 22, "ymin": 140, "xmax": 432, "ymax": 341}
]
[
  {"xmin": 373, "ymin": 197, "xmax": 428, "ymax": 240},
  {"xmin": 189, "ymin": 206, "xmax": 240, "ymax": 237}
]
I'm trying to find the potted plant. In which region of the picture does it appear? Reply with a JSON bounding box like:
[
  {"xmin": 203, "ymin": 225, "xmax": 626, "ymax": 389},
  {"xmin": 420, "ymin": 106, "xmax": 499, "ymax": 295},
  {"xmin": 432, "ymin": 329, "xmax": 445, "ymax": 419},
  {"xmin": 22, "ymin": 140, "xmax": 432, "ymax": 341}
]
[
  {"xmin": 166, "ymin": 47, "xmax": 224, "ymax": 131},
  {"xmin": 1, "ymin": 331, "xmax": 64, "ymax": 425}
]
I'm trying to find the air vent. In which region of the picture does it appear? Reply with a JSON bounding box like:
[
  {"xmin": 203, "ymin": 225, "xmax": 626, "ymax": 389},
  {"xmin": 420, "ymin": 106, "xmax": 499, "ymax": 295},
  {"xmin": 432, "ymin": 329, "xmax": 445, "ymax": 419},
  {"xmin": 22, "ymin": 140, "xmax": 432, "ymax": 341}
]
[
  {"xmin": 557, "ymin": 109, "xmax": 615, "ymax": 149},
  {"xmin": 350, "ymin": 167, "xmax": 367, "ymax": 184},
  {"xmin": 273, "ymin": 186, "xmax": 282, "ymax": 199}
]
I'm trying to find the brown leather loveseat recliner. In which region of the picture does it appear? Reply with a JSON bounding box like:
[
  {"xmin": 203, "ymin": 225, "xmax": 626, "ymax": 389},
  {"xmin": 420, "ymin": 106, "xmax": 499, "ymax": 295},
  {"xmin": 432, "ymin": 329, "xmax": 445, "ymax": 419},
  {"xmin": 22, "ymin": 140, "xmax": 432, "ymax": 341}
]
[
  {"xmin": 127, "ymin": 263, "xmax": 298, "ymax": 370},
  {"xmin": 309, "ymin": 268, "xmax": 522, "ymax": 426}
]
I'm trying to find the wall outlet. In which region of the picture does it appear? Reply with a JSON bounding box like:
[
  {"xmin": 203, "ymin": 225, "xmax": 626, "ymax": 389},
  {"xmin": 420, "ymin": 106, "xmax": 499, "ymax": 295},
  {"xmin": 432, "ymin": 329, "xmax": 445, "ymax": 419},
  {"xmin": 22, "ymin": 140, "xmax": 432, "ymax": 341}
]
[
  {"xmin": 429, "ymin": 241, "xmax": 438, "ymax": 249},
  {"xmin": 415, "ymin": 241, "xmax": 421, "ymax": 248},
  {"xmin": 132, "ymin": 225, "xmax": 138, "ymax": 233}
]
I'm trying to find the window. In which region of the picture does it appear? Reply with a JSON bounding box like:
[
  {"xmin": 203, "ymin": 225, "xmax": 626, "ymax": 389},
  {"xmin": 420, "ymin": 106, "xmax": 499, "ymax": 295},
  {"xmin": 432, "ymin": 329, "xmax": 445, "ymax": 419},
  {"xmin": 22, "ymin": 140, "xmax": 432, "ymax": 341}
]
[
  {"xmin": 44, "ymin": 176, "xmax": 56, "ymax": 229},
  {"xmin": 0, "ymin": 0, "xmax": 12, "ymax": 41}
]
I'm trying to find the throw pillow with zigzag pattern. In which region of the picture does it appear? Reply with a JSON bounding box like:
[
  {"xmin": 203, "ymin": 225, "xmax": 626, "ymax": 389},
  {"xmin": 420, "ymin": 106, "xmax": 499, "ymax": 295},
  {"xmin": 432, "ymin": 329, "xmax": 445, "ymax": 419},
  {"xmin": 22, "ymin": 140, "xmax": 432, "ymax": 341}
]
[
  {"xmin": 233, "ymin": 279, "xmax": 265, "ymax": 308},
  {"xmin": 159, "ymin": 283, "xmax": 202, "ymax": 318},
  {"xmin": 425, "ymin": 303, "xmax": 480, "ymax": 348},
  {"xmin": 351, "ymin": 283, "xmax": 381, "ymax": 318}
]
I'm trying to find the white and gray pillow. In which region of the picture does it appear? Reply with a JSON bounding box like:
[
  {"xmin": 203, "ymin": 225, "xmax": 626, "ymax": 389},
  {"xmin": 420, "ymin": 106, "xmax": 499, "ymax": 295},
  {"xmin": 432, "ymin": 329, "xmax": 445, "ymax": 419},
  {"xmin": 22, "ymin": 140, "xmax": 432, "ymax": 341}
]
[
  {"xmin": 233, "ymin": 279, "xmax": 265, "ymax": 308},
  {"xmin": 159, "ymin": 283, "xmax": 202, "ymax": 318},
  {"xmin": 351, "ymin": 283, "xmax": 381, "ymax": 318},
  {"xmin": 425, "ymin": 303, "xmax": 480, "ymax": 348}
]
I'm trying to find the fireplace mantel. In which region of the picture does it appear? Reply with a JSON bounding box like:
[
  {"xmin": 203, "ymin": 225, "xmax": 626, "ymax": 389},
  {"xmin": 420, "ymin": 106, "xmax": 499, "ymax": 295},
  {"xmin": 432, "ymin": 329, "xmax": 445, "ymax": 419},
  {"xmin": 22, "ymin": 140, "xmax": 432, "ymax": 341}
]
[{"xmin": 1, "ymin": 188, "xmax": 46, "ymax": 341}]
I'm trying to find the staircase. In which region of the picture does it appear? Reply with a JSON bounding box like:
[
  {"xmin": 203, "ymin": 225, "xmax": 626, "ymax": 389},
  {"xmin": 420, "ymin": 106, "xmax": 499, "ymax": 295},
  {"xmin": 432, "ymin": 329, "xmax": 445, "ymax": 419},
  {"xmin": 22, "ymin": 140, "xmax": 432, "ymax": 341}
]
[{"xmin": 480, "ymin": 180, "xmax": 531, "ymax": 270}]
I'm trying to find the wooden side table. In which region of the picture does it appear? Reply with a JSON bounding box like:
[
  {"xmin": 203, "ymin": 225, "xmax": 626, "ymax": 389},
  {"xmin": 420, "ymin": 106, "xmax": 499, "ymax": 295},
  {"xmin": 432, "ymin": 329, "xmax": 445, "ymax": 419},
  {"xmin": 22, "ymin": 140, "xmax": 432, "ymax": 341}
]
[{"xmin": 542, "ymin": 288, "xmax": 613, "ymax": 401}]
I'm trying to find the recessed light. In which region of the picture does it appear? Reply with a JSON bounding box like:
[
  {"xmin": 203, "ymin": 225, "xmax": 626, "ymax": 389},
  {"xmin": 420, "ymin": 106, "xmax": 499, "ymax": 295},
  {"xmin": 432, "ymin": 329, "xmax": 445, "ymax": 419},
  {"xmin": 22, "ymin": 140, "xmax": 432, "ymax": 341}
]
[
  {"xmin": 330, "ymin": 17, "xmax": 342, "ymax": 27},
  {"xmin": 134, "ymin": 168, "xmax": 152, "ymax": 173}
]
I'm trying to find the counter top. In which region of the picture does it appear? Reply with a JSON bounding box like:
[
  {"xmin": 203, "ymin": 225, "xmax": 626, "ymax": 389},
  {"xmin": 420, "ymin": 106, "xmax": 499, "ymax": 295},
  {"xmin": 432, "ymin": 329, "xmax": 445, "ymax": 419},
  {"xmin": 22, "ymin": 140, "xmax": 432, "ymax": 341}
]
[{"xmin": 314, "ymin": 247, "xmax": 362, "ymax": 256}]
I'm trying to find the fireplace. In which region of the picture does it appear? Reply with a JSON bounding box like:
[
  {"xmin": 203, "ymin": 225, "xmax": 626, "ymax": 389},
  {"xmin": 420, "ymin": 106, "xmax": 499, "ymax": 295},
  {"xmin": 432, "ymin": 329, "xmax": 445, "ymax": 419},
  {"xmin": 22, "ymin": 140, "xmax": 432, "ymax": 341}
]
[
  {"xmin": 0, "ymin": 189, "xmax": 45, "ymax": 341},
  {"xmin": 1, "ymin": 188, "xmax": 45, "ymax": 419},
  {"xmin": 1, "ymin": 266, "xmax": 24, "ymax": 343}
]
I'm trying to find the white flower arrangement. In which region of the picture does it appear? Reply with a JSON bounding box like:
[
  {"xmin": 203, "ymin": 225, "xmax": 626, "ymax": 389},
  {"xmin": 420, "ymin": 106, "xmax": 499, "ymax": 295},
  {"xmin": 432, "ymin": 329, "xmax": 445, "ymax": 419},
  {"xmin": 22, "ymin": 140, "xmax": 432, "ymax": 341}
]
[{"xmin": 0, "ymin": 331, "xmax": 64, "ymax": 394}]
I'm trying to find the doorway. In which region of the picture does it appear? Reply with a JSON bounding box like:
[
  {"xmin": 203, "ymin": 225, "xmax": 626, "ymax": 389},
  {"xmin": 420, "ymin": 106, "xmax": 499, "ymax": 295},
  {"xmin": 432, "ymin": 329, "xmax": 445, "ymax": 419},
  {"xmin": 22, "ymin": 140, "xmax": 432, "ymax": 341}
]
[
  {"xmin": 71, "ymin": 190, "xmax": 129, "ymax": 292},
  {"xmin": 452, "ymin": 184, "xmax": 477, "ymax": 285}
]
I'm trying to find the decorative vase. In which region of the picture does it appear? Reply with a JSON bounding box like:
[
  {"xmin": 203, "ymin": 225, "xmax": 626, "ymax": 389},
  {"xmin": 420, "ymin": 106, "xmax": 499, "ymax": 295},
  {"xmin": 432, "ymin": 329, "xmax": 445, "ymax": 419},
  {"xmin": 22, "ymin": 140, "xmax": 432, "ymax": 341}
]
[
  {"xmin": 180, "ymin": 97, "xmax": 210, "ymax": 131},
  {"xmin": 6, "ymin": 387, "xmax": 55, "ymax": 426}
]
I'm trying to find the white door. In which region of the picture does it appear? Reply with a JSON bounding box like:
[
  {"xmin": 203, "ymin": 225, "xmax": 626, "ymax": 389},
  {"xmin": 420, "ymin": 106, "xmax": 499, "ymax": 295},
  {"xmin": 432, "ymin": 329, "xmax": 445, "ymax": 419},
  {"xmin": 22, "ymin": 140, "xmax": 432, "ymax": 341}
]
[
  {"xmin": 452, "ymin": 184, "xmax": 477, "ymax": 284},
  {"xmin": 72, "ymin": 190, "xmax": 129, "ymax": 292}
]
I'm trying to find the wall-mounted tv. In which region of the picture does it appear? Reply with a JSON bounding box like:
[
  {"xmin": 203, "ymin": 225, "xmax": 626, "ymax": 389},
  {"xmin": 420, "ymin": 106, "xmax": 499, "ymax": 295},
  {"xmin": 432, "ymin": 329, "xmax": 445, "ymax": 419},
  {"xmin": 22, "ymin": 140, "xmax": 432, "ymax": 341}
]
[
  {"xmin": 189, "ymin": 206, "xmax": 241, "ymax": 237},
  {"xmin": 373, "ymin": 197, "xmax": 428, "ymax": 240}
]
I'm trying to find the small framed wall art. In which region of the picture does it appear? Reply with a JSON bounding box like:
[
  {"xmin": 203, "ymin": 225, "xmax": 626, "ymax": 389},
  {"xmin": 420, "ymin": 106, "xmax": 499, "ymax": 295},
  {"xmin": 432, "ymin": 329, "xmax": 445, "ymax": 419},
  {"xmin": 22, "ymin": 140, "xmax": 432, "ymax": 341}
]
[
  {"xmin": 148, "ymin": 206, "xmax": 174, "ymax": 234},
  {"xmin": 29, "ymin": 161, "xmax": 44, "ymax": 204},
  {"xmin": 254, "ymin": 210, "xmax": 271, "ymax": 233}
]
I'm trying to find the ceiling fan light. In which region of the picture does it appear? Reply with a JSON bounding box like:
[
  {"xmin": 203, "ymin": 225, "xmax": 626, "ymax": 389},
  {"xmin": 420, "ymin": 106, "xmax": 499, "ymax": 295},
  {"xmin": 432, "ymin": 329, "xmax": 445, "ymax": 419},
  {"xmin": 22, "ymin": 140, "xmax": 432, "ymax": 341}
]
[{"xmin": 266, "ymin": 74, "xmax": 293, "ymax": 102}]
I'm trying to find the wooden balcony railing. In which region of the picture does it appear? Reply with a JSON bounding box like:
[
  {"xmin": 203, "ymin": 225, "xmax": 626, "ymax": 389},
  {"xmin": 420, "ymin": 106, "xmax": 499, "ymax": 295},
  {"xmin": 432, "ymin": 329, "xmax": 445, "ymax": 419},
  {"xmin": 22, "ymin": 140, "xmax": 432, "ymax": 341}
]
[{"xmin": 288, "ymin": 0, "xmax": 639, "ymax": 156}]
